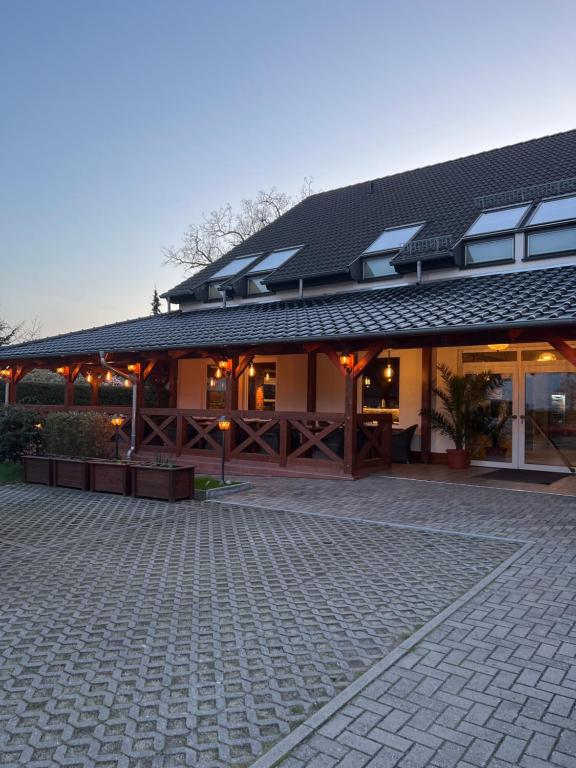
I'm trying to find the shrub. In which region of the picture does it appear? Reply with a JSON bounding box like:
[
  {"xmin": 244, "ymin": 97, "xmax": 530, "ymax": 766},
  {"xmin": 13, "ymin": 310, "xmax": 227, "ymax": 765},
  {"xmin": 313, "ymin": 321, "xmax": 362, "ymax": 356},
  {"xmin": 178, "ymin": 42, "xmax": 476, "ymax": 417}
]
[
  {"xmin": 44, "ymin": 411, "xmax": 114, "ymax": 458},
  {"xmin": 0, "ymin": 406, "xmax": 42, "ymax": 462},
  {"xmin": 16, "ymin": 381, "xmax": 163, "ymax": 406}
]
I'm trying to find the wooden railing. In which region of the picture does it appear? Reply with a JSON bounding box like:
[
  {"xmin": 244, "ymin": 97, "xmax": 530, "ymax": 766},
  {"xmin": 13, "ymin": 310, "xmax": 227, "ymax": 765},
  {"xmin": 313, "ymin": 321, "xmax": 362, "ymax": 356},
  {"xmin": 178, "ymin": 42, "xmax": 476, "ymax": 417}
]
[{"xmin": 16, "ymin": 405, "xmax": 392, "ymax": 476}]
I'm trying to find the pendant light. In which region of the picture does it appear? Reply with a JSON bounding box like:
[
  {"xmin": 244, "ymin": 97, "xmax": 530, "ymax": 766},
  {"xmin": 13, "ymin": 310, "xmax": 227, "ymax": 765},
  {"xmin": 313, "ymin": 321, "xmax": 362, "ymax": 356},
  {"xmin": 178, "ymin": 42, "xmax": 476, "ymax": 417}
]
[
  {"xmin": 383, "ymin": 350, "xmax": 394, "ymax": 382},
  {"xmin": 215, "ymin": 367, "xmax": 223, "ymax": 379},
  {"xmin": 248, "ymin": 361, "xmax": 256, "ymax": 377}
]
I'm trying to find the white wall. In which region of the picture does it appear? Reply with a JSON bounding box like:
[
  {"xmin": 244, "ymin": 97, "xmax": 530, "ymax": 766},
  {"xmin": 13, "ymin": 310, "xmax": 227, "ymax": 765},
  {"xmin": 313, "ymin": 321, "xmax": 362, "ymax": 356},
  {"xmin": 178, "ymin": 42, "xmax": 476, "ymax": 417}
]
[{"xmin": 177, "ymin": 359, "xmax": 205, "ymax": 409}]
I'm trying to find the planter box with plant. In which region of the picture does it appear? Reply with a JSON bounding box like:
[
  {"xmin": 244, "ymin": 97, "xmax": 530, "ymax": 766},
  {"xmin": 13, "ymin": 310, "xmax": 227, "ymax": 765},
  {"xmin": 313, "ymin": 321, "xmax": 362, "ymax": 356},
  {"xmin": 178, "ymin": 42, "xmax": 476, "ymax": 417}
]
[
  {"xmin": 42, "ymin": 411, "xmax": 115, "ymax": 490},
  {"xmin": 89, "ymin": 460, "xmax": 131, "ymax": 495},
  {"xmin": 422, "ymin": 364, "xmax": 501, "ymax": 469},
  {"xmin": 131, "ymin": 457, "xmax": 195, "ymax": 503},
  {"xmin": 194, "ymin": 476, "xmax": 251, "ymax": 500}
]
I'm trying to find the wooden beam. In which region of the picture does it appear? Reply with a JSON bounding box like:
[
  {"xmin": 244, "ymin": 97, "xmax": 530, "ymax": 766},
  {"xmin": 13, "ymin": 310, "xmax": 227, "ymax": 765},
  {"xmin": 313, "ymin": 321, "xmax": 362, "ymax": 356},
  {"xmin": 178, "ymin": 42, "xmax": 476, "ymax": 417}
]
[
  {"xmin": 306, "ymin": 351, "xmax": 317, "ymax": 413},
  {"xmin": 352, "ymin": 345, "xmax": 383, "ymax": 380},
  {"xmin": 142, "ymin": 360, "xmax": 157, "ymax": 380},
  {"xmin": 549, "ymin": 339, "xmax": 576, "ymax": 368},
  {"xmin": 234, "ymin": 355, "xmax": 253, "ymax": 380},
  {"xmin": 420, "ymin": 348, "xmax": 433, "ymax": 464}
]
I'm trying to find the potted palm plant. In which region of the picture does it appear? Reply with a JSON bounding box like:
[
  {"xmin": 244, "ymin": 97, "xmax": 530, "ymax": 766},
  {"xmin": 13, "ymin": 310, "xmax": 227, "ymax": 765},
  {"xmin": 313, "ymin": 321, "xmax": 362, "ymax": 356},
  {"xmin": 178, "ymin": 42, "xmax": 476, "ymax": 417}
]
[{"xmin": 424, "ymin": 364, "xmax": 501, "ymax": 469}]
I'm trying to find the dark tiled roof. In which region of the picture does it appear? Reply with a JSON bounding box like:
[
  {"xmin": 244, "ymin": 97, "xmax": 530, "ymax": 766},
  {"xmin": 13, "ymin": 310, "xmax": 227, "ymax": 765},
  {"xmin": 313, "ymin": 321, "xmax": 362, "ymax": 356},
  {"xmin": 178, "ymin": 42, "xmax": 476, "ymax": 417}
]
[
  {"xmin": 164, "ymin": 130, "xmax": 576, "ymax": 298},
  {"xmin": 2, "ymin": 266, "xmax": 575, "ymax": 360}
]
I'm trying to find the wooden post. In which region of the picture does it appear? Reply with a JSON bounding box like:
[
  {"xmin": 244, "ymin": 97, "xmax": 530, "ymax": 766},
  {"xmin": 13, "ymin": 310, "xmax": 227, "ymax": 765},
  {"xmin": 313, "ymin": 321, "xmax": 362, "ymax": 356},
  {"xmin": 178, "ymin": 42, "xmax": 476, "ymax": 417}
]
[
  {"xmin": 420, "ymin": 347, "xmax": 433, "ymax": 463},
  {"xmin": 306, "ymin": 351, "xmax": 317, "ymax": 413},
  {"xmin": 168, "ymin": 359, "xmax": 178, "ymax": 408},
  {"xmin": 343, "ymin": 353, "xmax": 357, "ymax": 476}
]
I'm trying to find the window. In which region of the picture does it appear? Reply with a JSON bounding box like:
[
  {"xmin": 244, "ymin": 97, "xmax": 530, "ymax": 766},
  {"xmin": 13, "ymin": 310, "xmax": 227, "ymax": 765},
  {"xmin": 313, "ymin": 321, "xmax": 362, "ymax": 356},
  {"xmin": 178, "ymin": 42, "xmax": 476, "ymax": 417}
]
[
  {"xmin": 206, "ymin": 365, "xmax": 226, "ymax": 409},
  {"xmin": 210, "ymin": 254, "xmax": 261, "ymax": 280},
  {"xmin": 465, "ymin": 237, "xmax": 514, "ymax": 266},
  {"xmin": 247, "ymin": 276, "xmax": 270, "ymax": 295},
  {"xmin": 361, "ymin": 357, "xmax": 400, "ymax": 423},
  {"xmin": 207, "ymin": 282, "xmax": 222, "ymax": 300},
  {"xmin": 362, "ymin": 255, "xmax": 397, "ymax": 279},
  {"xmin": 527, "ymin": 225, "xmax": 576, "ymax": 259},
  {"xmin": 464, "ymin": 204, "xmax": 530, "ymax": 237},
  {"xmin": 247, "ymin": 363, "xmax": 276, "ymax": 410},
  {"xmin": 527, "ymin": 195, "xmax": 576, "ymax": 227},
  {"xmin": 363, "ymin": 223, "xmax": 423, "ymax": 255},
  {"xmin": 248, "ymin": 247, "xmax": 301, "ymax": 274}
]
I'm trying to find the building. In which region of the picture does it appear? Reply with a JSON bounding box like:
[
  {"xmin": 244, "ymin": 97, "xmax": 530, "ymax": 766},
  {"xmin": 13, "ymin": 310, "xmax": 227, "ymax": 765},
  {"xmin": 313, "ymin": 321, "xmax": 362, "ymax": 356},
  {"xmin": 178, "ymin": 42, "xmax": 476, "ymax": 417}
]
[{"xmin": 2, "ymin": 130, "xmax": 576, "ymax": 478}]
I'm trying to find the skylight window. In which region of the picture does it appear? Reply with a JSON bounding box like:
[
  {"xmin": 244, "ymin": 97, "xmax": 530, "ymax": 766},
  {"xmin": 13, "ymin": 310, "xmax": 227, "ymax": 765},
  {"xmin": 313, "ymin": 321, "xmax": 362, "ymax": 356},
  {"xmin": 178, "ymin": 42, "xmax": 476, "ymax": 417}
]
[
  {"xmin": 363, "ymin": 224, "xmax": 423, "ymax": 254},
  {"xmin": 210, "ymin": 254, "xmax": 261, "ymax": 280},
  {"xmin": 248, "ymin": 247, "xmax": 302, "ymax": 274},
  {"xmin": 526, "ymin": 195, "xmax": 576, "ymax": 227},
  {"xmin": 464, "ymin": 204, "xmax": 531, "ymax": 237}
]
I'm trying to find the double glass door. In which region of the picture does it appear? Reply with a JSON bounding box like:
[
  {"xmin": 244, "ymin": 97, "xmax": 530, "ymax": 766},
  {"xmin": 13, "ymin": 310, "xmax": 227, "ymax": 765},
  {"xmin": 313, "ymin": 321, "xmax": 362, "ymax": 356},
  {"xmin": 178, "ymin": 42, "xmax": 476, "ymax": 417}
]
[{"xmin": 464, "ymin": 355, "xmax": 576, "ymax": 472}]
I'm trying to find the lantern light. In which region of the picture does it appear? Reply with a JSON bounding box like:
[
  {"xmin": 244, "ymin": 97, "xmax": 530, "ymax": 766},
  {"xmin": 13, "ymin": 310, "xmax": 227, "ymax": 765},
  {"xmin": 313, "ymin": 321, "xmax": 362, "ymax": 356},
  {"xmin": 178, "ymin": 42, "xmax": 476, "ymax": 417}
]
[
  {"xmin": 487, "ymin": 344, "xmax": 510, "ymax": 352},
  {"xmin": 110, "ymin": 415, "xmax": 125, "ymax": 428},
  {"xmin": 218, "ymin": 415, "xmax": 231, "ymax": 431},
  {"xmin": 0, "ymin": 367, "xmax": 11, "ymax": 378},
  {"xmin": 111, "ymin": 415, "xmax": 125, "ymax": 460},
  {"xmin": 34, "ymin": 422, "xmax": 43, "ymax": 431},
  {"xmin": 127, "ymin": 364, "xmax": 138, "ymax": 372},
  {"xmin": 105, "ymin": 371, "xmax": 113, "ymax": 382},
  {"xmin": 383, "ymin": 350, "xmax": 394, "ymax": 382},
  {"xmin": 218, "ymin": 415, "xmax": 231, "ymax": 483},
  {"xmin": 85, "ymin": 373, "xmax": 93, "ymax": 384},
  {"xmin": 56, "ymin": 366, "xmax": 67, "ymax": 375},
  {"xmin": 248, "ymin": 361, "xmax": 256, "ymax": 378},
  {"xmin": 339, "ymin": 353, "xmax": 352, "ymax": 371}
]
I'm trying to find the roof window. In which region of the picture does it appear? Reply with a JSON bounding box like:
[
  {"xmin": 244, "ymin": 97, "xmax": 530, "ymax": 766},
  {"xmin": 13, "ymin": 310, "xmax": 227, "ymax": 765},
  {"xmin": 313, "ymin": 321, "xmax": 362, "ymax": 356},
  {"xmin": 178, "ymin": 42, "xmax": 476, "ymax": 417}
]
[
  {"xmin": 363, "ymin": 223, "xmax": 424, "ymax": 254},
  {"xmin": 210, "ymin": 254, "xmax": 261, "ymax": 280},
  {"xmin": 464, "ymin": 204, "xmax": 530, "ymax": 238},
  {"xmin": 526, "ymin": 194, "xmax": 576, "ymax": 227}
]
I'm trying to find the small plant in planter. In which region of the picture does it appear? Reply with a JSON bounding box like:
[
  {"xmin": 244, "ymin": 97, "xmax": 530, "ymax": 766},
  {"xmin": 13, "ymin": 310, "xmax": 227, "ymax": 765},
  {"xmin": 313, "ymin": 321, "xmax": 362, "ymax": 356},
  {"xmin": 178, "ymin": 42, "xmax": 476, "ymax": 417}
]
[
  {"xmin": 131, "ymin": 455, "xmax": 195, "ymax": 503},
  {"xmin": 423, "ymin": 364, "xmax": 501, "ymax": 469}
]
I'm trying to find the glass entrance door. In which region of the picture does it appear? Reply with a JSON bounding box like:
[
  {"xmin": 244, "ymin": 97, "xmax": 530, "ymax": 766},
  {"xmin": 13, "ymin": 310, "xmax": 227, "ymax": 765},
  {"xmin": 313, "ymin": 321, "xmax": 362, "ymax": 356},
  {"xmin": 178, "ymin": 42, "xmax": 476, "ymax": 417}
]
[
  {"xmin": 470, "ymin": 371, "xmax": 517, "ymax": 467},
  {"xmin": 521, "ymin": 370, "xmax": 576, "ymax": 471}
]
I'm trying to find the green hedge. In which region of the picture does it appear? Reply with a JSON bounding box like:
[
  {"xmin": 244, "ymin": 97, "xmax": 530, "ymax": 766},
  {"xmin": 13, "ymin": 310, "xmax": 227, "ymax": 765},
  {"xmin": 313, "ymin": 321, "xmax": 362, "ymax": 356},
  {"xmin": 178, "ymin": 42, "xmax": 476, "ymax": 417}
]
[
  {"xmin": 44, "ymin": 411, "xmax": 114, "ymax": 458},
  {"xmin": 16, "ymin": 381, "xmax": 165, "ymax": 406}
]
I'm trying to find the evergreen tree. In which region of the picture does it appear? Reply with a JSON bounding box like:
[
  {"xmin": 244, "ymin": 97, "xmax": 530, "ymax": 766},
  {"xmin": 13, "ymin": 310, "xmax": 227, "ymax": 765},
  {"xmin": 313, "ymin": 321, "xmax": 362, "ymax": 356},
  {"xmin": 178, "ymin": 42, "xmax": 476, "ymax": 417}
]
[{"xmin": 151, "ymin": 288, "xmax": 161, "ymax": 316}]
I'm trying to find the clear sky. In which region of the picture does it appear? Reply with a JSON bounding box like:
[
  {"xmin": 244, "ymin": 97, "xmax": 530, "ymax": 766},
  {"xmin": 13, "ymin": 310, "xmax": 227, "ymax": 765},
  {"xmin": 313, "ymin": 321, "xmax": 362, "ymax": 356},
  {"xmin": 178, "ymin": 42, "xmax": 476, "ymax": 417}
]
[{"xmin": 1, "ymin": 0, "xmax": 575, "ymax": 337}]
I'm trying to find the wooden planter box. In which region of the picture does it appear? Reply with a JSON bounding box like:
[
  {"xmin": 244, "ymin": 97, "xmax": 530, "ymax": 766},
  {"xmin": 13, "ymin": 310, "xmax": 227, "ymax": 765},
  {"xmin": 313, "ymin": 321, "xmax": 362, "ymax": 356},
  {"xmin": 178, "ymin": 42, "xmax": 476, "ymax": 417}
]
[
  {"xmin": 89, "ymin": 460, "xmax": 131, "ymax": 496},
  {"xmin": 131, "ymin": 465, "xmax": 195, "ymax": 503},
  {"xmin": 23, "ymin": 455, "xmax": 53, "ymax": 486},
  {"xmin": 53, "ymin": 457, "xmax": 90, "ymax": 490}
]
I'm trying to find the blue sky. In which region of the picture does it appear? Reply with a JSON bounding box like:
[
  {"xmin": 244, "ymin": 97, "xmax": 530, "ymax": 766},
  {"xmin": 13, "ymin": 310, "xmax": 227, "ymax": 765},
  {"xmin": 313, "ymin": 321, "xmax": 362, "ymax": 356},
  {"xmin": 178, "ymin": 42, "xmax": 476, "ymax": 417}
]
[{"xmin": 1, "ymin": 0, "xmax": 576, "ymax": 336}]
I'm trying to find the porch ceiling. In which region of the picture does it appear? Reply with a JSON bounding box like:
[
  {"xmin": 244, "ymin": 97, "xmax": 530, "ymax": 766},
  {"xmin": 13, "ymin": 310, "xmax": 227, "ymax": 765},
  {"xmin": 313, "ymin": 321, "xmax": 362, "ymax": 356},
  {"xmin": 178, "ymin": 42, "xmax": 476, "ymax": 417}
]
[{"xmin": 1, "ymin": 265, "xmax": 575, "ymax": 363}]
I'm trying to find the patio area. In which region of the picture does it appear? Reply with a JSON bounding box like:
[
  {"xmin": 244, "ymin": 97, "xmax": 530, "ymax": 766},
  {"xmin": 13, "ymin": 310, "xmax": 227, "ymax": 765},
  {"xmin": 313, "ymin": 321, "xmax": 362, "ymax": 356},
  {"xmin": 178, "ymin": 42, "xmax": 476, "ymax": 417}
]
[{"xmin": 0, "ymin": 482, "xmax": 522, "ymax": 767}]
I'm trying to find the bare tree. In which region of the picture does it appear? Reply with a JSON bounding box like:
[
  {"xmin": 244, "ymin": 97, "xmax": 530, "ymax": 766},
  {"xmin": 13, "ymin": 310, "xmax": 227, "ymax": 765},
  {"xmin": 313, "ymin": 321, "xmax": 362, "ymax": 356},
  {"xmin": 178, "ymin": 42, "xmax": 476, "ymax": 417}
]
[
  {"xmin": 163, "ymin": 178, "xmax": 317, "ymax": 274},
  {"xmin": 0, "ymin": 315, "xmax": 41, "ymax": 346}
]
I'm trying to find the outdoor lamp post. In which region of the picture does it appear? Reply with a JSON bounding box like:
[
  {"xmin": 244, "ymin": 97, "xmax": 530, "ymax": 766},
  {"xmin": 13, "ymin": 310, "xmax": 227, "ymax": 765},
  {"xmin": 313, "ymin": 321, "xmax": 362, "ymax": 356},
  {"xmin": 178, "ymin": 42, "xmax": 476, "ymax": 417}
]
[
  {"xmin": 111, "ymin": 415, "xmax": 125, "ymax": 460},
  {"xmin": 33, "ymin": 422, "xmax": 43, "ymax": 455},
  {"xmin": 218, "ymin": 414, "xmax": 231, "ymax": 483}
]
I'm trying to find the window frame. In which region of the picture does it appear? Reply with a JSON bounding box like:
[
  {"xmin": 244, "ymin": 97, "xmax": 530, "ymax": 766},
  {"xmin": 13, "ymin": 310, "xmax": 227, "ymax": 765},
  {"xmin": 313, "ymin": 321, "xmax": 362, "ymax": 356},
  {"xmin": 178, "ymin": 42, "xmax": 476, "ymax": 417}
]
[
  {"xmin": 525, "ymin": 193, "xmax": 576, "ymax": 229},
  {"xmin": 361, "ymin": 254, "xmax": 399, "ymax": 281},
  {"xmin": 524, "ymin": 224, "xmax": 576, "ymax": 262},
  {"xmin": 246, "ymin": 274, "xmax": 272, "ymax": 295},
  {"xmin": 362, "ymin": 222, "xmax": 425, "ymax": 257},
  {"xmin": 463, "ymin": 203, "xmax": 532, "ymax": 239},
  {"xmin": 463, "ymin": 235, "xmax": 515, "ymax": 269}
]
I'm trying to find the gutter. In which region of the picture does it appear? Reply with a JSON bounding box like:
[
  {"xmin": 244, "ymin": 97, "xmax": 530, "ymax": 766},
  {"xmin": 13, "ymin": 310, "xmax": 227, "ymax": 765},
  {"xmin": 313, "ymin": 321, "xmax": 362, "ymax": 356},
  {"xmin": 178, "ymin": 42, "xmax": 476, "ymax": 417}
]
[{"xmin": 99, "ymin": 352, "xmax": 138, "ymax": 459}]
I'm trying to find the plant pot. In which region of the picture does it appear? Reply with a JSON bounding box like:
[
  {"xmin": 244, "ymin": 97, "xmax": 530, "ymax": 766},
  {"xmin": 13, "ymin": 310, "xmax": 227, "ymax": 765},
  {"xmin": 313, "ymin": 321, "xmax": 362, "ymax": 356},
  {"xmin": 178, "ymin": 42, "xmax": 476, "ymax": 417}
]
[
  {"xmin": 53, "ymin": 457, "xmax": 90, "ymax": 490},
  {"xmin": 23, "ymin": 455, "xmax": 53, "ymax": 486},
  {"xmin": 89, "ymin": 460, "xmax": 131, "ymax": 496},
  {"xmin": 446, "ymin": 449, "xmax": 471, "ymax": 470},
  {"xmin": 131, "ymin": 464, "xmax": 195, "ymax": 503}
]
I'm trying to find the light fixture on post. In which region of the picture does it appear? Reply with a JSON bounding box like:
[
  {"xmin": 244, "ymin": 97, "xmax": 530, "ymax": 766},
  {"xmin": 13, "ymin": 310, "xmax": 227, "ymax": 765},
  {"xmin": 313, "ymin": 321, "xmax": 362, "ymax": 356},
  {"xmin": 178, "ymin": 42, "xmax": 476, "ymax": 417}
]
[
  {"xmin": 383, "ymin": 350, "xmax": 394, "ymax": 382},
  {"xmin": 33, "ymin": 422, "xmax": 43, "ymax": 455},
  {"xmin": 487, "ymin": 344, "xmax": 510, "ymax": 352},
  {"xmin": 110, "ymin": 415, "xmax": 125, "ymax": 460},
  {"xmin": 218, "ymin": 414, "xmax": 231, "ymax": 483},
  {"xmin": 339, "ymin": 353, "xmax": 352, "ymax": 372}
]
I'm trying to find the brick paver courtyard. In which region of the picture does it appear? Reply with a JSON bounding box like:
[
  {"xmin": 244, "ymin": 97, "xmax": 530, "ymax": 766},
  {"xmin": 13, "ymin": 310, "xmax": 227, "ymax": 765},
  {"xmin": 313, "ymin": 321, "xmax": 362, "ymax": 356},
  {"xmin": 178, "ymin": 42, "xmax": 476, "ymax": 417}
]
[{"xmin": 1, "ymin": 475, "xmax": 575, "ymax": 768}]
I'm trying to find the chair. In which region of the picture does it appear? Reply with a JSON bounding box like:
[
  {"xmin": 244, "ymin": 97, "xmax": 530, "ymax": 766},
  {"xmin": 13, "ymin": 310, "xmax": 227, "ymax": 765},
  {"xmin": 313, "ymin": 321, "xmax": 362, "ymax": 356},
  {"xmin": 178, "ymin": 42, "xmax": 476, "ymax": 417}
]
[{"xmin": 392, "ymin": 424, "xmax": 417, "ymax": 463}]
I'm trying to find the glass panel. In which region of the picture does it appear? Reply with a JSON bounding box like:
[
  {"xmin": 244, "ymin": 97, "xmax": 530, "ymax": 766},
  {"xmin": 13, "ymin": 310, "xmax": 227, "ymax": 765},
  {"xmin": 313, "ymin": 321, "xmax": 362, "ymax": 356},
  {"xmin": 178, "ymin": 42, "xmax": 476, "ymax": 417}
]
[
  {"xmin": 211, "ymin": 255, "xmax": 260, "ymax": 279},
  {"xmin": 363, "ymin": 255, "xmax": 396, "ymax": 279},
  {"xmin": 470, "ymin": 374, "xmax": 514, "ymax": 463},
  {"xmin": 361, "ymin": 357, "xmax": 400, "ymax": 423},
  {"xmin": 247, "ymin": 276, "xmax": 270, "ymax": 295},
  {"xmin": 528, "ymin": 195, "xmax": 576, "ymax": 226},
  {"xmin": 248, "ymin": 363, "xmax": 276, "ymax": 411},
  {"xmin": 524, "ymin": 372, "xmax": 576, "ymax": 467},
  {"xmin": 527, "ymin": 226, "xmax": 576, "ymax": 258},
  {"xmin": 364, "ymin": 224, "xmax": 423, "ymax": 254},
  {"xmin": 465, "ymin": 237, "xmax": 514, "ymax": 265},
  {"xmin": 465, "ymin": 204, "xmax": 530, "ymax": 237},
  {"xmin": 521, "ymin": 349, "xmax": 560, "ymax": 362},
  {"xmin": 207, "ymin": 282, "xmax": 221, "ymax": 300},
  {"xmin": 206, "ymin": 365, "xmax": 226, "ymax": 409},
  {"xmin": 249, "ymin": 247, "xmax": 301, "ymax": 273},
  {"xmin": 462, "ymin": 351, "xmax": 518, "ymax": 363}
]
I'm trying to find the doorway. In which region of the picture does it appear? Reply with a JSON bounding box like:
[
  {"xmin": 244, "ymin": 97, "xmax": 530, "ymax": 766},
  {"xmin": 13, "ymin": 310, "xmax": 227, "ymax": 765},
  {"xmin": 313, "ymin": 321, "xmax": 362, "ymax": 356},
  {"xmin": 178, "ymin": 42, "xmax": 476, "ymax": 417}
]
[{"xmin": 462, "ymin": 349, "xmax": 576, "ymax": 473}]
